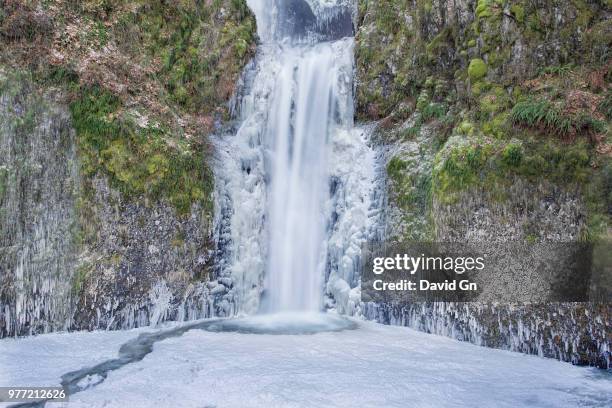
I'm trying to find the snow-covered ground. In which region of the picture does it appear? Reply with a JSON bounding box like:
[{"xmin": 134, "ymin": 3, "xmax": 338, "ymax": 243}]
[
  {"xmin": 0, "ymin": 327, "xmax": 148, "ymax": 388},
  {"xmin": 1, "ymin": 320, "xmax": 610, "ymax": 408},
  {"xmin": 0, "ymin": 326, "xmax": 151, "ymax": 407}
]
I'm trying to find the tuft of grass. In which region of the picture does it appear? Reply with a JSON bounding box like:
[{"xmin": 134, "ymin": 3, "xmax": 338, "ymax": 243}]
[
  {"xmin": 511, "ymin": 98, "xmax": 605, "ymax": 140},
  {"xmin": 387, "ymin": 157, "xmax": 409, "ymax": 181},
  {"xmin": 402, "ymin": 125, "xmax": 421, "ymax": 139},
  {"xmin": 598, "ymin": 92, "xmax": 612, "ymax": 120},
  {"xmin": 421, "ymin": 102, "xmax": 447, "ymax": 122},
  {"xmin": 538, "ymin": 64, "xmax": 575, "ymax": 77},
  {"xmin": 502, "ymin": 143, "xmax": 523, "ymax": 167}
]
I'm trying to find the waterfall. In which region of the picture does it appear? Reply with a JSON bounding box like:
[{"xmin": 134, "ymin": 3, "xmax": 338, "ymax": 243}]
[
  {"xmin": 265, "ymin": 42, "xmax": 345, "ymax": 312},
  {"xmin": 213, "ymin": 0, "xmax": 382, "ymax": 316}
]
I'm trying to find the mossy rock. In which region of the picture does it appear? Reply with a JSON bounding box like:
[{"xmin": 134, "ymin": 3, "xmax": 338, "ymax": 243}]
[
  {"xmin": 432, "ymin": 132, "xmax": 595, "ymax": 206},
  {"xmin": 468, "ymin": 58, "xmax": 488, "ymax": 82}
]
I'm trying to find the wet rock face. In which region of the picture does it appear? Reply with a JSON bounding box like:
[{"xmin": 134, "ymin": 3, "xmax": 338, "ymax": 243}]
[
  {"xmin": 0, "ymin": 75, "xmax": 218, "ymax": 337},
  {"xmin": 71, "ymin": 177, "xmax": 216, "ymax": 331},
  {"xmin": 374, "ymin": 115, "xmax": 611, "ymax": 367},
  {"xmin": 355, "ymin": 0, "xmax": 610, "ymax": 120},
  {"xmin": 363, "ymin": 302, "xmax": 611, "ymax": 369},
  {"xmin": 277, "ymin": 0, "xmax": 354, "ymax": 41},
  {"xmin": 0, "ymin": 0, "xmax": 258, "ymax": 337},
  {"xmin": 278, "ymin": 0, "xmax": 317, "ymax": 38},
  {"xmin": 0, "ymin": 74, "xmax": 79, "ymax": 338},
  {"xmin": 356, "ymin": 0, "xmax": 611, "ymax": 367},
  {"xmin": 313, "ymin": 6, "xmax": 354, "ymax": 40},
  {"xmin": 430, "ymin": 172, "xmax": 587, "ymax": 245}
]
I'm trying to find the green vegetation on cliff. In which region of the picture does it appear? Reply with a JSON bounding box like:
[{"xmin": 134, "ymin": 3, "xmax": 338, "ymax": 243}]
[
  {"xmin": 1, "ymin": 0, "xmax": 257, "ymax": 332},
  {"xmin": 70, "ymin": 86, "xmax": 212, "ymax": 215},
  {"xmin": 511, "ymin": 98, "xmax": 606, "ymax": 140},
  {"xmin": 1, "ymin": 0, "xmax": 257, "ymax": 216},
  {"xmin": 357, "ymin": 0, "xmax": 611, "ymax": 242},
  {"xmin": 111, "ymin": 0, "xmax": 256, "ymax": 113},
  {"xmin": 432, "ymin": 137, "xmax": 592, "ymax": 203}
]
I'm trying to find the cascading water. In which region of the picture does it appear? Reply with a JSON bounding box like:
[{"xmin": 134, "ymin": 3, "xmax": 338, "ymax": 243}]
[
  {"xmin": 265, "ymin": 43, "xmax": 339, "ymax": 312},
  {"xmin": 212, "ymin": 0, "xmax": 383, "ymax": 317}
]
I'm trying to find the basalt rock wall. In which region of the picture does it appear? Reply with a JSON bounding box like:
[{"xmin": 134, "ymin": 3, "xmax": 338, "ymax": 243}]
[{"xmin": 355, "ymin": 0, "xmax": 611, "ymax": 367}]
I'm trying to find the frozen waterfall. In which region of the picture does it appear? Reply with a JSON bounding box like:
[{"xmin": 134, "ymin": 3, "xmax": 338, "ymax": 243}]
[{"xmin": 212, "ymin": 0, "xmax": 382, "ymax": 316}]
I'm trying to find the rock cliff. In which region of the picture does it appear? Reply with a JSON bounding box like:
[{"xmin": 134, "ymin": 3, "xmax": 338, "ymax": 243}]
[
  {"xmin": 0, "ymin": 0, "xmax": 257, "ymax": 337},
  {"xmin": 355, "ymin": 0, "xmax": 611, "ymax": 367}
]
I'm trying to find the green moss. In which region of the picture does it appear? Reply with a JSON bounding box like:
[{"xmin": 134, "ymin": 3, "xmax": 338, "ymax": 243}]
[
  {"xmin": 475, "ymin": 0, "xmax": 492, "ymax": 19},
  {"xmin": 416, "ymin": 89, "xmax": 431, "ymax": 111},
  {"xmin": 510, "ymin": 5, "xmax": 525, "ymax": 23},
  {"xmin": 478, "ymin": 87, "xmax": 509, "ymax": 116},
  {"xmin": 70, "ymin": 86, "xmax": 213, "ymax": 216},
  {"xmin": 457, "ymin": 121, "xmax": 475, "ymax": 135},
  {"xmin": 471, "ymin": 80, "xmax": 491, "ymax": 97},
  {"xmin": 433, "ymin": 136, "xmax": 594, "ymax": 204},
  {"xmin": 426, "ymin": 26, "xmax": 454, "ymax": 61},
  {"xmin": 398, "ymin": 172, "xmax": 432, "ymax": 213},
  {"xmin": 481, "ymin": 112, "xmax": 510, "ymax": 139},
  {"xmin": 435, "ymin": 143, "xmax": 491, "ymax": 199},
  {"xmin": 474, "ymin": 86, "xmax": 513, "ymax": 138},
  {"xmin": 468, "ymin": 58, "xmax": 488, "ymax": 82},
  {"xmin": 387, "ymin": 154, "xmax": 434, "ymax": 239}
]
